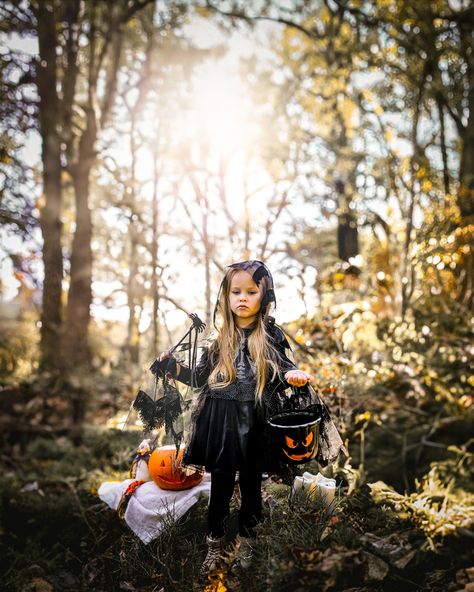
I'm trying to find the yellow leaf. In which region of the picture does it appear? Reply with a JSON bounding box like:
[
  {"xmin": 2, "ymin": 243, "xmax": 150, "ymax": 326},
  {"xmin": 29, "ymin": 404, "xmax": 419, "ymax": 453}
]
[
  {"xmin": 362, "ymin": 89, "xmax": 374, "ymax": 102},
  {"xmin": 340, "ymin": 22, "xmax": 352, "ymax": 38},
  {"xmin": 417, "ymin": 166, "xmax": 426, "ymax": 178},
  {"xmin": 355, "ymin": 411, "xmax": 371, "ymax": 423}
]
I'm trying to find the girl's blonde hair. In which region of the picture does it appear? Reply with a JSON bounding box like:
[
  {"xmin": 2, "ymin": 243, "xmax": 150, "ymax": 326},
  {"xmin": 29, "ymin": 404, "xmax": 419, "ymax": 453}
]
[{"xmin": 208, "ymin": 267, "xmax": 282, "ymax": 402}]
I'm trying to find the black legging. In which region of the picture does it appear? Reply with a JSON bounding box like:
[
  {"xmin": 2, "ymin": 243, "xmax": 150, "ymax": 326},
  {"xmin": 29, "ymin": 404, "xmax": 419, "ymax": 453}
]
[{"xmin": 208, "ymin": 470, "xmax": 262, "ymax": 539}]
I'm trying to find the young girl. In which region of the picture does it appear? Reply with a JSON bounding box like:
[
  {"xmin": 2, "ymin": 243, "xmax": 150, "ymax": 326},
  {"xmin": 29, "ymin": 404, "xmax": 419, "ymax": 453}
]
[{"xmin": 159, "ymin": 260, "xmax": 311, "ymax": 575}]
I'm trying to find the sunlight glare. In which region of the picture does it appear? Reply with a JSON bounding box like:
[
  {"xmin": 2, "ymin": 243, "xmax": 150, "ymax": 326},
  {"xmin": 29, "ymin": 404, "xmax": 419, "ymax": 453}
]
[{"xmin": 192, "ymin": 65, "xmax": 253, "ymax": 159}]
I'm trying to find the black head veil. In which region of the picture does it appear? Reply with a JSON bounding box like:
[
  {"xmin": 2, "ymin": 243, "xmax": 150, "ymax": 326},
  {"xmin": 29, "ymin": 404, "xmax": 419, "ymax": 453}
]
[{"xmin": 213, "ymin": 259, "xmax": 276, "ymax": 328}]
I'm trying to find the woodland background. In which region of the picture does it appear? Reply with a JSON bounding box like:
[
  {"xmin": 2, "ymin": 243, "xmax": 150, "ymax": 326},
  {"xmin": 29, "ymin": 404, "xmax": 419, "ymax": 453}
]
[{"xmin": 0, "ymin": 1, "xmax": 473, "ymax": 591}]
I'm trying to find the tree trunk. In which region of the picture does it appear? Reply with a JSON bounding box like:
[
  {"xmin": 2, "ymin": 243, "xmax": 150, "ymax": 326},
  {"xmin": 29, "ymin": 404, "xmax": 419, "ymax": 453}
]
[
  {"xmin": 63, "ymin": 105, "xmax": 96, "ymax": 369},
  {"xmin": 62, "ymin": 7, "xmax": 121, "ymax": 372},
  {"xmin": 455, "ymin": 27, "xmax": 474, "ymax": 311},
  {"xmin": 335, "ymin": 180, "xmax": 359, "ymax": 263},
  {"xmin": 151, "ymin": 149, "xmax": 160, "ymax": 358},
  {"xmin": 35, "ymin": 1, "xmax": 64, "ymax": 373},
  {"xmin": 458, "ymin": 26, "xmax": 474, "ymax": 222},
  {"xmin": 459, "ymin": 131, "xmax": 474, "ymax": 219},
  {"xmin": 64, "ymin": 159, "xmax": 93, "ymax": 369},
  {"xmin": 124, "ymin": 229, "xmax": 140, "ymax": 365},
  {"xmin": 402, "ymin": 73, "xmax": 424, "ymax": 318},
  {"xmin": 436, "ymin": 95, "xmax": 450, "ymax": 195},
  {"xmin": 203, "ymin": 211, "xmax": 212, "ymax": 328}
]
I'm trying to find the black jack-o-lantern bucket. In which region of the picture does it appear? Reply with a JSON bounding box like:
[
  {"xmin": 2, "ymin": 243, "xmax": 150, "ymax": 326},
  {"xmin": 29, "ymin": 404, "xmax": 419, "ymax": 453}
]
[{"xmin": 267, "ymin": 410, "xmax": 321, "ymax": 465}]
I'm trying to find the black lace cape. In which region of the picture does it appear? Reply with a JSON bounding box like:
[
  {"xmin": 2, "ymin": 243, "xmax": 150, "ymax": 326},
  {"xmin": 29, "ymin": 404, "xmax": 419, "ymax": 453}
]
[{"xmin": 171, "ymin": 317, "xmax": 346, "ymax": 472}]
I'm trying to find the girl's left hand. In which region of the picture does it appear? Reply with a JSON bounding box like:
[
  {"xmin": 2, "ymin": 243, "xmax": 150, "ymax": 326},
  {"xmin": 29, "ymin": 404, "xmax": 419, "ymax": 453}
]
[{"xmin": 285, "ymin": 369, "xmax": 311, "ymax": 387}]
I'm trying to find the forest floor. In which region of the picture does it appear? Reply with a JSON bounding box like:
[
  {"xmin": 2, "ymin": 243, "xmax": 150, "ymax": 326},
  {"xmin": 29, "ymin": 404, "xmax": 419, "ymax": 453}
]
[{"xmin": 0, "ymin": 373, "xmax": 473, "ymax": 592}]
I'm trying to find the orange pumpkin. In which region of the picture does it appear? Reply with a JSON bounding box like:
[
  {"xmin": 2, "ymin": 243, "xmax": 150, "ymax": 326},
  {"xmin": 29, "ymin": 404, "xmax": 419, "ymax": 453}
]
[{"xmin": 148, "ymin": 445, "xmax": 204, "ymax": 491}]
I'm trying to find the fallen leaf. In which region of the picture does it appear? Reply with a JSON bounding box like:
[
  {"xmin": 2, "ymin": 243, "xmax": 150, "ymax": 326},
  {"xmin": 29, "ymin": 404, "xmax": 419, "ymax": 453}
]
[{"xmin": 29, "ymin": 578, "xmax": 53, "ymax": 592}]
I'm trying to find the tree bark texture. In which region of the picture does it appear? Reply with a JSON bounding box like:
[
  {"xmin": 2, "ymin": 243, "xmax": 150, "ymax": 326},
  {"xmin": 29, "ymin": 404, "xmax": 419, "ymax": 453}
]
[
  {"xmin": 124, "ymin": 227, "xmax": 140, "ymax": 365},
  {"xmin": 65, "ymin": 152, "xmax": 94, "ymax": 369},
  {"xmin": 35, "ymin": 1, "xmax": 64, "ymax": 372},
  {"xmin": 151, "ymin": 150, "xmax": 160, "ymax": 358},
  {"xmin": 203, "ymin": 211, "xmax": 212, "ymax": 328},
  {"xmin": 63, "ymin": 12, "xmax": 123, "ymax": 370},
  {"xmin": 455, "ymin": 20, "xmax": 474, "ymax": 311},
  {"xmin": 335, "ymin": 180, "xmax": 359, "ymax": 263}
]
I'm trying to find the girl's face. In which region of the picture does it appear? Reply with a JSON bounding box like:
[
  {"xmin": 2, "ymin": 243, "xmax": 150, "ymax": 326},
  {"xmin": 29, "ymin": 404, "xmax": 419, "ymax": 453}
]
[{"xmin": 228, "ymin": 270, "xmax": 262, "ymax": 328}]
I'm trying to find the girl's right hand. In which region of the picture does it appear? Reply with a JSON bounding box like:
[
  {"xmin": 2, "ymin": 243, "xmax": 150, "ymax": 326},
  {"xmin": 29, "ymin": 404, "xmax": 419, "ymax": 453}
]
[
  {"xmin": 159, "ymin": 349, "xmax": 175, "ymax": 362},
  {"xmin": 157, "ymin": 349, "xmax": 180, "ymax": 378}
]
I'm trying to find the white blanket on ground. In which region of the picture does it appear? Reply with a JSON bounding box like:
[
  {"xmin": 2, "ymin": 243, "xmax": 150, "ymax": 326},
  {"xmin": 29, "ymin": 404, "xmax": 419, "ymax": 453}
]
[{"xmin": 98, "ymin": 475, "xmax": 212, "ymax": 544}]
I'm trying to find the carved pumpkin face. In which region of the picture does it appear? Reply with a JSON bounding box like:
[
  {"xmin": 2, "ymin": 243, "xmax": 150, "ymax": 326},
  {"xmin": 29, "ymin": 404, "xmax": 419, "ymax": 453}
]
[
  {"xmin": 268, "ymin": 411, "xmax": 321, "ymax": 465},
  {"xmin": 148, "ymin": 445, "xmax": 204, "ymax": 491},
  {"xmin": 283, "ymin": 430, "xmax": 316, "ymax": 462}
]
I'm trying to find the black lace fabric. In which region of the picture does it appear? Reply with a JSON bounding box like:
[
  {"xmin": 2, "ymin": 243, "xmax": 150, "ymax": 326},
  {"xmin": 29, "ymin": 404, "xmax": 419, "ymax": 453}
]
[
  {"xmin": 173, "ymin": 259, "xmax": 347, "ymax": 472},
  {"xmin": 178, "ymin": 320, "xmax": 347, "ymax": 472}
]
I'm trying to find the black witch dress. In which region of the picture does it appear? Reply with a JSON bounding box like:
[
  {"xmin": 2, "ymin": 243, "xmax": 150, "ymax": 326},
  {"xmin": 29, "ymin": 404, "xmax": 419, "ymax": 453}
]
[{"xmin": 174, "ymin": 319, "xmax": 297, "ymax": 474}]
